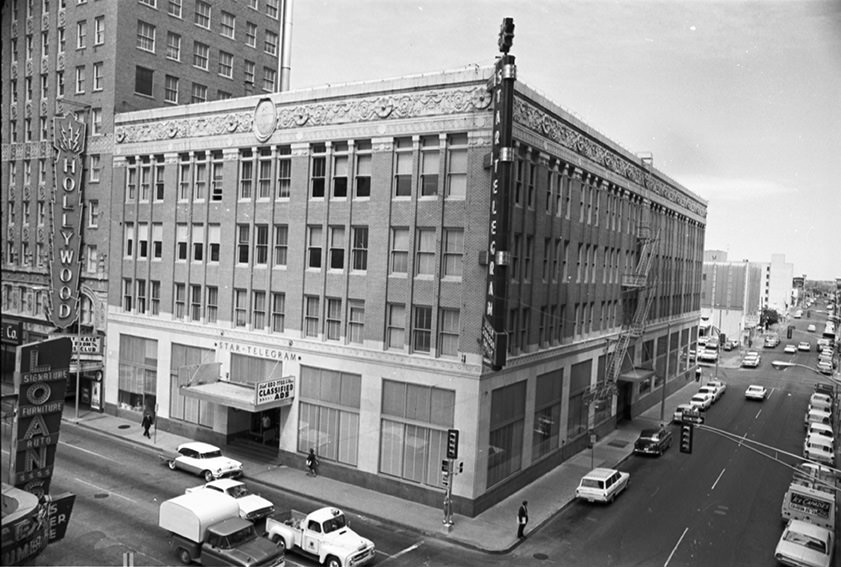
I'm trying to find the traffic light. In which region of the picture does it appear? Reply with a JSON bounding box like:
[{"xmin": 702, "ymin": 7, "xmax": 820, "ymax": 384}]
[
  {"xmin": 498, "ymin": 17, "xmax": 515, "ymax": 53},
  {"xmin": 679, "ymin": 424, "xmax": 694, "ymax": 454},
  {"xmin": 446, "ymin": 429, "xmax": 459, "ymax": 459}
]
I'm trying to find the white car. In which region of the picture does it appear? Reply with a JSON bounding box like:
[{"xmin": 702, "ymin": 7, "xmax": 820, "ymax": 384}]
[
  {"xmin": 186, "ymin": 479, "xmax": 275, "ymax": 521},
  {"xmin": 817, "ymin": 360, "xmax": 833, "ymax": 375},
  {"xmin": 807, "ymin": 324, "xmax": 816, "ymax": 332},
  {"xmin": 689, "ymin": 392, "xmax": 713, "ymax": 411},
  {"xmin": 672, "ymin": 403, "xmax": 694, "ymax": 423},
  {"xmin": 575, "ymin": 467, "xmax": 630, "ymax": 504},
  {"xmin": 741, "ymin": 353, "xmax": 761, "ymax": 368},
  {"xmin": 774, "ymin": 519, "xmax": 833, "ymax": 567},
  {"xmin": 697, "ymin": 385, "xmax": 721, "ymax": 403},
  {"xmin": 745, "ymin": 385, "xmax": 768, "ymax": 401},
  {"xmin": 706, "ymin": 379, "xmax": 727, "ymax": 398},
  {"xmin": 698, "ymin": 349, "xmax": 719, "ymax": 363},
  {"xmin": 168, "ymin": 442, "xmax": 244, "ymax": 482},
  {"xmin": 784, "ymin": 344, "xmax": 798, "ymax": 354},
  {"xmin": 798, "ymin": 341, "xmax": 812, "ymax": 352}
]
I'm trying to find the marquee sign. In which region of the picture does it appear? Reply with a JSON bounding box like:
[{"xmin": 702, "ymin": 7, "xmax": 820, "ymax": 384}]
[
  {"xmin": 255, "ymin": 376, "xmax": 295, "ymax": 406},
  {"xmin": 49, "ymin": 114, "xmax": 86, "ymax": 330}
]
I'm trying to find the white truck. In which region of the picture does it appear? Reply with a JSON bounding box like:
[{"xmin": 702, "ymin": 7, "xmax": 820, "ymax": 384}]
[
  {"xmin": 159, "ymin": 491, "xmax": 285, "ymax": 566},
  {"xmin": 781, "ymin": 480, "xmax": 836, "ymax": 531},
  {"xmin": 265, "ymin": 507, "xmax": 375, "ymax": 567}
]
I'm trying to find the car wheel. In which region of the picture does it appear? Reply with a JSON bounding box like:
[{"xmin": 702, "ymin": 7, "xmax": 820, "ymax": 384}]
[
  {"xmin": 270, "ymin": 534, "xmax": 286, "ymax": 552},
  {"xmin": 203, "ymin": 470, "xmax": 214, "ymax": 482},
  {"xmin": 177, "ymin": 547, "xmax": 192, "ymax": 565},
  {"xmin": 168, "ymin": 460, "xmax": 176, "ymax": 470},
  {"xmin": 326, "ymin": 555, "xmax": 342, "ymax": 567}
]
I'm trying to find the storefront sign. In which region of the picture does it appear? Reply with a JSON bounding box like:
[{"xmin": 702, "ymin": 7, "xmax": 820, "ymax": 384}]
[
  {"xmin": 0, "ymin": 487, "xmax": 50, "ymax": 565},
  {"xmin": 12, "ymin": 337, "xmax": 73, "ymax": 496},
  {"xmin": 71, "ymin": 335, "xmax": 102, "ymax": 355},
  {"xmin": 49, "ymin": 114, "xmax": 86, "ymax": 330},
  {"xmin": 256, "ymin": 376, "xmax": 295, "ymax": 405},
  {"xmin": 218, "ymin": 340, "xmax": 300, "ymax": 361},
  {"xmin": 46, "ymin": 492, "xmax": 76, "ymax": 542},
  {"xmin": 2, "ymin": 321, "xmax": 23, "ymax": 345}
]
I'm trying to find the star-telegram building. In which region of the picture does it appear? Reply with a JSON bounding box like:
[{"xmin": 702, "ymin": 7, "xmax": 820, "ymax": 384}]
[{"xmin": 107, "ymin": 65, "xmax": 707, "ymax": 515}]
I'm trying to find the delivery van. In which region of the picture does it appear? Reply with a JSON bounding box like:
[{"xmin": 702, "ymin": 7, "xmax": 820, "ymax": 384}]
[{"xmin": 804, "ymin": 433, "xmax": 835, "ymax": 466}]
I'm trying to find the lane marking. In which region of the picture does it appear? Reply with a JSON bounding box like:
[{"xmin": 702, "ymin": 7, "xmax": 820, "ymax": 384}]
[
  {"xmin": 75, "ymin": 477, "xmax": 139, "ymax": 504},
  {"xmin": 60, "ymin": 440, "xmax": 114, "ymax": 461},
  {"xmin": 664, "ymin": 527, "xmax": 689, "ymax": 567},
  {"xmin": 755, "ymin": 408, "xmax": 762, "ymax": 419},
  {"xmin": 711, "ymin": 468, "xmax": 726, "ymax": 491},
  {"xmin": 390, "ymin": 542, "xmax": 422, "ymax": 560}
]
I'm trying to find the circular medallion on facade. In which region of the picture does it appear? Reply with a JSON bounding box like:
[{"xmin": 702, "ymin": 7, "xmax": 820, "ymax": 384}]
[{"xmin": 253, "ymin": 98, "xmax": 277, "ymax": 143}]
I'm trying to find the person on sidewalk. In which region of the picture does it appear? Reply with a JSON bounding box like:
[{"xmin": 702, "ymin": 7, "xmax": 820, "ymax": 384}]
[
  {"xmin": 306, "ymin": 448, "xmax": 319, "ymax": 477},
  {"xmin": 141, "ymin": 412, "xmax": 153, "ymax": 438},
  {"xmin": 517, "ymin": 500, "xmax": 529, "ymax": 538}
]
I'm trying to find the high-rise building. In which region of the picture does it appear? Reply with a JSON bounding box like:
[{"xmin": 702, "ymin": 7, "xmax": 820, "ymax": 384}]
[
  {"xmin": 1, "ymin": 0, "xmax": 283, "ymax": 394},
  {"xmin": 107, "ymin": 65, "xmax": 706, "ymax": 515}
]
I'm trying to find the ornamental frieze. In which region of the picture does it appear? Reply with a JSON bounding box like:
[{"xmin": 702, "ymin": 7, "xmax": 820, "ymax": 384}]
[
  {"xmin": 42, "ymin": 13, "xmax": 50, "ymax": 30},
  {"xmin": 41, "ymin": 56, "xmax": 49, "ymax": 74},
  {"xmin": 57, "ymin": 52, "xmax": 64, "ymax": 71},
  {"xmin": 115, "ymin": 111, "xmax": 253, "ymax": 144},
  {"xmin": 41, "ymin": 99, "xmax": 49, "ymax": 116},
  {"xmin": 58, "ymin": 10, "xmax": 65, "ymax": 28},
  {"xmin": 26, "ymin": 59, "xmax": 33, "ymax": 77},
  {"xmin": 513, "ymin": 97, "xmax": 705, "ymax": 217},
  {"xmin": 11, "ymin": 61, "xmax": 17, "ymax": 79}
]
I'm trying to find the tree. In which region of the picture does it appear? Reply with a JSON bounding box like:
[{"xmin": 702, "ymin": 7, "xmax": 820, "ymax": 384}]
[{"xmin": 760, "ymin": 307, "xmax": 780, "ymax": 329}]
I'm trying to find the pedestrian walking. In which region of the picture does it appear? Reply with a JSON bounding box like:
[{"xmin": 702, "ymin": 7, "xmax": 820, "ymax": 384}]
[
  {"xmin": 141, "ymin": 412, "xmax": 153, "ymax": 438},
  {"xmin": 306, "ymin": 448, "xmax": 319, "ymax": 477},
  {"xmin": 517, "ymin": 500, "xmax": 529, "ymax": 538}
]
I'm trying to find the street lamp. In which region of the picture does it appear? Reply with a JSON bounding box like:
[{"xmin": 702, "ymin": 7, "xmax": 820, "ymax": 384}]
[{"xmin": 770, "ymin": 360, "xmax": 840, "ymax": 386}]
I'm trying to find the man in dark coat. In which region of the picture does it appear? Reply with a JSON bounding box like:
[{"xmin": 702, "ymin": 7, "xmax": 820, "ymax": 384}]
[{"xmin": 517, "ymin": 500, "xmax": 529, "ymax": 538}]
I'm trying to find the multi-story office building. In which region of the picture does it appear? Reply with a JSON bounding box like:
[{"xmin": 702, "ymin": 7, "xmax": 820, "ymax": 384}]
[
  {"xmin": 107, "ymin": 65, "xmax": 706, "ymax": 515},
  {"xmin": 1, "ymin": 0, "xmax": 283, "ymax": 394}
]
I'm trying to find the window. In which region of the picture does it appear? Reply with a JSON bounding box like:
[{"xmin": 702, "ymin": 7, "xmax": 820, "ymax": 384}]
[
  {"xmin": 150, "ymin": 281, "xmax": 160, "ymax": 315},
  {"xmin": 87, "ymin": 154, "xmax": 101, "ymax": 183},
  {"xmin": 412, "ymin": 306, "xmax": 432, "ymax": 352},
  {"xmin": 194, "ymin": 0, "xmax": 210, "ymax": 29},
  {"xmin": 328, "ymin": 226, "xmax": 345, "ymax": 269},
  {"xmin": 262, "ymin": 67, "xmax": 276, "ymax": 92},
  {"xmin": 58, "ymin": 28, "xmax": 65, "ymax": 53},
  {"xmin": 218, "ymin": 51, "xmax": 233, "ymax": 78},
  {"xmin": 136, "ymin": 21, "xmax": 155, "ymax": 52},
  {"xmin": 255, "ymin": 225, "xmax": 268, "ymax": 265},
  {"xmin": 88, "ymin": 198, "xmax": 101, "ymax": 226},
  {"xmin": 191, "ymin": 224, "xmax": 204, "ymax": 261},
  {"xmin": 77, "ymin": 20, "xmax": 86, "ymax": 49},
  {"xmin": 178, "ymin": 156, "xmax": 190, "ymax": 200},
  {"xmin": 347, "ymin": 301, "xmax": 364, "ymax": 344},
  {"xmin": 268, "ymin": 225, "xmax": 287, "ymax": 267},
  {"xmin": 276, "ymin": 146, "xmax": 291, "ymax": 198},
  {"xmin": 208, "ymin": 224, "xmax": 220, "ymax": 262},
  {"xmin": 210, "ymin": 151, "xmax": 223, "ymax": 201},
  {"xmin": 135, "ymin": 66, "xmax": 153, "ymax": 96},
  {"xmin": 191, "ymin": 83, "xmax": 207, "ymax": 103},
  {"xmin": 420, "ymin": 136, "xmax": 440, "ymax": 196},
  {"xmin": 233, "ymin": 289, "xmax": 247, "ymax": 327},
  {"xmin": 75, "ymin": 65, "xmax": 85, "ymax": 93},
  {"xmin": 326, "ymin": 298, "xmax": 342, "ymax": 340},
  {"xmin": 91, "ymin": 107, "xmax": 102, "ymax": 135},
  {"xmin": 351, "ymin": 227, "xmax": 368, "ymax": 271},
  {"xmin": 307, "ymin": 225, "xmax": 322, "ymax": 268},
  {"xmin": 245, "ymin": 22, "xmax": 257, "ymax": 47},
  {"xmin": 432, "ymin": 228, "xmax": 461, "ymax": 279},
  {"xmin": 304, "ymin": 296, "xmax": 319, "ymax": 337},
  {"xmin": 57, "ymin": 70, "xmax": 64, "ymax": 96},
  {"xmin": 39, "ymin": 117, "xmax": 48, "ymax": 140},
  {"xmin": 137, "ymin": 223, "xmax": 149, "ymax": 258},
  {"xmin": 415, "ymin": 229, "xmax": 435, "ymax": 276},
  {"xmin": 252, "ymin": 291, "xmax": 266, "ymax": 329},
  {"xmin": 124, "ymin": 223, "xmax": 135, "ymax": 257},
  {"xmin": 244, "ymin": 60, "xmax": 255, "ymax": 86},
  {"xmin": 193, "ymin": 41, "xmax": 209, "ymax": 70},
  {"xmin": 239, "ymin": 151, "xmax": 253, "ymax": 198},
  {"xmin": 310, "ymin": 144, "xmax": 326, "ymax": 197},
  {"xmin": 257, "ymin": 148, "xmax": 272, "ymax": 198},
  {"xmin": 37, "ymin": 201, "xmax": 46, "ymax": 226},
  {"xmin": 297, "ymin": 367, "xmax": 361, "ymax": 466},
  {"xmin": 394, "ymin": 137, "xmax": 413, "ymax": 197},
  {"xmin": 236, "ymin": 224, "xmax": 249, "ymax": 264},
  {"xmin": 92, "ymin": 62, "xmax": 103, "ymax": 91},
  {"xmin": 217, "ymin": 90, "xmax": 231, "ymax": 100},
  {"xmin": 167, "ymin": 0, "xmax": 181, "ymax": 18},
  {"xmin": 390, "ymin": 228, "xmax": 409, "ymax": 274},
  {"xmin": 193, "ymin": 153, "xmax": 207, "ymax": 199},
  {"xmin": 446, "ymin": 133, "xmax": 468, "ymax": 198},
  {"xmin": 205, "ymin": 286, "xmax": 218, "ymax": 322},
  {"xmin": 138, "ymin": 0, "xmax": 156, "ymax": 6},
  {"xmin": 25, "ymin": 77, "xmax": 32, "ymax": 101},
  {"xmin": 41, "ymin": 31, "xmax": 49, "ymax": 56},
  {"xmin": 220, "ymin": 11, "xmax": 235, "ymax": 38},
  {"xmin": 136, "ymin": 280, "xmax": 147, "ymax": 314},
  {"xmin": 176, "ymin": 224, "xmax": 188, "ymax": 260},
  {"xmin": 166, "ymin": 32, "xmax": 181, "ymax": 60},
  {"xmin": 387, "ymin": 304, "xmax": 405, "ymax": 349},
  {"xmin": 488, "ymin": 381, "xmax": 526, "ymax": 486},
  {"xmin": 264, "ymin": 30, "xmax": 278, "ymax": 55},
  {"xmin": 270, "ymin": 292, "xmax": 285, "ymax": 332},
  {"xmin": 122, "ymin": 279, "xmax": 133, "ymax": 311},
  {"xmin": 266, "ymin": 0, "xmax": 279, "ymax": 18},
  {"xmin": 151, "ymin": 223, "xmax": 162, "ymax": 259},
  {"xmin": 164, "ymin": 74, "xmax": 179, "ymax": 103},
  {"xmin": 438, "ymin": 308, "xmax": 460, "ymax": 356},
  {"xmin": 94, "ymin": 15, "xmax": 104, "ymax": 44}
]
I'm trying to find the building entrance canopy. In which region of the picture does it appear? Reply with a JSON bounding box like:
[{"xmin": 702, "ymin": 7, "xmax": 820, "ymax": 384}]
[
  {"xmin": 617, "ymin": 367, "xmax": 656, "ymax": 383},
  {"xmin": 180, "ymin": 380, "xmax": 294, "ymax": 412}
]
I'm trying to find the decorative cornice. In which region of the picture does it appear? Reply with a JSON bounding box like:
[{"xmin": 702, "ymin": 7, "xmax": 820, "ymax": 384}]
[{"xmin": 513, "ymin": 97, "xmax": 706, "ymax": 217}]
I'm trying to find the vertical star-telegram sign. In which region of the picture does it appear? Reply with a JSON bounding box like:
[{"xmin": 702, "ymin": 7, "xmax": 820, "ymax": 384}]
[{"xmin": 49, "ymin": 114, "xmax": 86, "ymax": 330}]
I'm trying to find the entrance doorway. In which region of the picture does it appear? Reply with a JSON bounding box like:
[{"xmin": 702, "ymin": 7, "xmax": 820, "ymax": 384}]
[
  {"xmin": 617, "ymin": 382, "xmax": 633, "ymax": 422},
  {"xmin": 250, "ymin": 408, "xmax": 279, "ymax": 446}
]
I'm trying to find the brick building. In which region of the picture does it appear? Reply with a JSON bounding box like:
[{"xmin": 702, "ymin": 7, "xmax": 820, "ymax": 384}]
[{"xmin": 106, "ymin": 64, "xmax": 707, "ymax": 515}]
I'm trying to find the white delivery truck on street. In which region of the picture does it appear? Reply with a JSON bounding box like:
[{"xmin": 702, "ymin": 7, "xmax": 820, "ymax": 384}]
[
  {"xmin": 265, "ymin": 507, "xmax": 375, "ymax": 567},
  {"xmin": 159, "ymin": 491, "xmax": 285, "ymax": 566}
]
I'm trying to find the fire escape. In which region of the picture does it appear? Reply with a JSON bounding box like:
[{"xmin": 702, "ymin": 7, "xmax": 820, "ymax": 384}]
[{"xmin": 603, "ymin": 224, "xmax": 660, "ymax": 391}]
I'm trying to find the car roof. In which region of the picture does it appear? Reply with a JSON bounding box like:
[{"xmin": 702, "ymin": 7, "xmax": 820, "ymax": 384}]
[
  {"xmin": 747, "ymin": 385, "xmax": 764, "ymax": 390},
  {"xmin": 179, "ymin": 441, "xmax": 222, "ymax": 453},
  {"xmin": 582, "ymin": 468, "xmax": 620, "ymax": 480},
  {"xmin": 639, "ymin": 428, "xmax": 664, "ymax": 436},
  {"xmin": 206, "ymin": 478, "xmax": 243, "ymax": 489}
]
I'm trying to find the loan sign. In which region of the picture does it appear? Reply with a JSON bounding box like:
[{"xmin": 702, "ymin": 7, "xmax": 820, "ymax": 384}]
[{"xmin": 49, "ymin": 114, "xmax": 86, "ymax": 330}]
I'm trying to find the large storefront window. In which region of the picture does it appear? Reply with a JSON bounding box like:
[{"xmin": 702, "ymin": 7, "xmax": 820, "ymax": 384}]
[
  {"xmin": 297, "ymin": 366, "xmax": 360, "ymax": 466},
  {"xmin": 118, "ymin": 334, "xmax": 157, "ymax": 413},
  {"xmin": 487, "ymin": 381, "xmax": 525, "ymax": 487},
  {"xmin": 594, "ymin": 356, "xmax": 611, "ymax": 425},
  {"xmin": 379, "ymin": 380, "xmax": 454, "ymax": 487},
  {"xmin": 533, "ymin": 369, "xmax": 563, "ymax": 460},
  {"xmin": 567, "ymin": 360, "xmax": 592, "ymax": 439},
  {"xmin": 170, "ymin": 343, "xmax": 216, "ymax": 428},
  {"xmin": 230, "ymin": 353, "xmax": 283, "ymax": 385}
]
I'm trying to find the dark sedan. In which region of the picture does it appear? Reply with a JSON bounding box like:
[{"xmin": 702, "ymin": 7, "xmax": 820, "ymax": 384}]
[{"xmin": 633, "ymin": 427, "xmax": 673, "ymax": 456}]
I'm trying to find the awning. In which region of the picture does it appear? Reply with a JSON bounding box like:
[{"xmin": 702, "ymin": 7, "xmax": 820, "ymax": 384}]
[
  {"xmin": 180, "ymin": 380, "xmax": 293, "ymax": 412},
  {"xmin": 68, "ymin": 361, "xmax": 103, "ymax": 375},
  {"xmin": 617, "ymin": 367, "xmax": 656, "ymax": 383}
]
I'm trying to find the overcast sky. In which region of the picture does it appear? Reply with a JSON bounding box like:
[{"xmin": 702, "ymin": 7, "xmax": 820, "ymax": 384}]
[{"xmin": 289, "ymin": 0, "xmax": 841, "ymax": 282}]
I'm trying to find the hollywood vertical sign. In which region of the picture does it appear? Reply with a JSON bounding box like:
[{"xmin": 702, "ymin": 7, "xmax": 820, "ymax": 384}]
[{"xmin": 49, "ymin": 114, "xmax": 86, "ymax": 329}]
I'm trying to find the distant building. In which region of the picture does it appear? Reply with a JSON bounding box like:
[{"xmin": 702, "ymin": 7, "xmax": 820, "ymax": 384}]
[{"xmin": 106, "ymin": 64, "xmax": 706, "ymax": 515}]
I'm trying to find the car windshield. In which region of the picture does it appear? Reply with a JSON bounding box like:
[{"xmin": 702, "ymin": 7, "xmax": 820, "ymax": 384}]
[
  {"xmin": 782, "ymin": 530, "xmax": 827, "ymax": 553},
  {"xmin": 322, "ymin": 514, "xmax": 347, "ymax": 533},
  {"xmin": 201, "ymin": 450, "xmax": 223, "ymax": 459},
  {"xmin": 580, "ymin": 479, "xmax": 601, "ymax": 489},
  {"xmin": 230, "ymin": 485, "xmax": 249, "ymax": 498},
  {"xmin": 227, "ymin": 525, "xmax": 257, "ymax": 547}
]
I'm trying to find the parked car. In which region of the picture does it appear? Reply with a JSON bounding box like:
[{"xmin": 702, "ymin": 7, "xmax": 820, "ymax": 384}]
[
  {"xmin": 745, "ymin": 385, "xmax": 768, "ymax": 401},
  {"xmin": 706, "ymin": 337, "xmax": 720, "ymax": 351},
  {"xmin": 690, "ymin": 392, "xmax": 713, "ymax": 411},
  {"xmin": 764, "ymin": 336, "xmax": 780, "ymax": 348},
  {"xmin": 807, "ymin": 324, "xmax": 817, "ymax": 332},
  {"xmin": 741, "ymin": 352, "xmax": 761, "ymax": 368},
  {"xmin": 722, "ymin": 339, "xmax": 739, "ymax": 351},
  {"xmin": 698, "ymin": 349, "xmax": 719, "ymax": 363},
  {"xmin": 672, "ymin": 403, "xmax": 694, "ymax": 423},
  {"xmin": 784, "ymin": 344, "xmax": 798, "ymax": 354},
  {"xmin": 817, "ymin": 361, "xmax": 833, "ymax": 376},
  {"xmin": 774, "ymin": 519, "xmax": 834, "ymax": 567},
  {"xmin": 705, "ymin": 380, "xmax": 727, "ymax": 399},
  {"xmin": 575, "ymin": 468, "xmax": 630, "ymax": 504},
  {"xmin": 633, "ymin": 427, "xmax": 673, "ymax": 456},
  {"xmin": 697, "ymin": 385, "xmax": 721, "ymax": 403},
  {"xmin": 799, "ymin": 341, "xmax": 812, "ymax": 352},
  {"xmin": 167, "ymin": 442, "xmax": 244, "ymax": 482},
  {"xmin": 186, "ymin": 479, "xmax": 275, "ymax": 521}
]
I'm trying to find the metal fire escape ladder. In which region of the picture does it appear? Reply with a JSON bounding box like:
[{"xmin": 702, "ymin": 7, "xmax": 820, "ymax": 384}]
[{"xmin": 604, "ymin": 227, "xmax": 660, "ymax": 387}]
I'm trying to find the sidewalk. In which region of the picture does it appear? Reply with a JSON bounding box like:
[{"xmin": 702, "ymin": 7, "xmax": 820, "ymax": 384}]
[{"xmin": 61, "ymin": 379, "xmax": 702, "ymax": 553}]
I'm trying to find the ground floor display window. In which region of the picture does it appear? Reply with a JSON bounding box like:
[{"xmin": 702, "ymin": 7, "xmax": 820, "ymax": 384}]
[
  {"xmin": 379, "ymin": 380, "xmax": 454, "ymax": 487},
  {"xmin": 533, "ymin": 369, "xmax": 563, "ymax": 460},
  {"xmin": 169, "ymin": 343, "xmax": 216, "ymax": 427},
  {"xmin": 118, "ymin": 334, "xmax": 157, "ymax": 413},
  {"xmin": 297, "ymin": 366, "xmax": 360, "ymax": 466},
  {"xmin": 567, "ymin": 359, "xmax": 592, "ymax": 439},
  {"xmin": 487, "ymin": 380, "xmax": 526, "ymax": 487}
]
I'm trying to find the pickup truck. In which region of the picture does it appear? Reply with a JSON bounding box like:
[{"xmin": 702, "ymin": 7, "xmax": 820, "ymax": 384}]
[
  {"xmin": 265, "ymin": 507, "xmax": 375, "ymax": 567},
  {"xmin": 159, "ymin": 491, "xmax": 284, "ymax": 566},
  {"xmin": 781, "ymin": 481, "xmax": 836, "ymax": 531}
]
